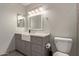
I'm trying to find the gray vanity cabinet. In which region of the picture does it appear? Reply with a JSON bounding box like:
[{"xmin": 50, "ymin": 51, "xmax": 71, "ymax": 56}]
[
  {"xmin": 15, "ymin": 34, "xmax": 31, "ymax": 56},
  {"xmin": 15, "ymin": 33, "xmax": 50, "ymax": 56},
  {"xmin": 31, "ymin": 35, "xmax": 50, "ymax": 56}
]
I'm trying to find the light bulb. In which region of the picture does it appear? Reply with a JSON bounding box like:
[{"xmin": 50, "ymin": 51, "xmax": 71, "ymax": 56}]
[
  {"xmin": 31, "ymin": 11, "xmax": 35, "ymax": 14},
  {"xmin": 28, "ymin": 12, "xmax": 32, "ymax": 15},
  {"xmin": 39, "ymin": 7, "xmax": 44, "ymax": 11},
  {"xmin": 35, "ymin": 9, "xmax": 39, "ymax": 13}
]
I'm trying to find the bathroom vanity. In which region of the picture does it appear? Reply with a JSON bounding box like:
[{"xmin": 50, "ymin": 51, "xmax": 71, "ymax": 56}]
[
  {"xmin": 15, "ymin": 7, "xmax": 50, "ymax": 56},
  {"xmin": 15, "ymin": 33, "xmax": 50, "ymax": 56}
]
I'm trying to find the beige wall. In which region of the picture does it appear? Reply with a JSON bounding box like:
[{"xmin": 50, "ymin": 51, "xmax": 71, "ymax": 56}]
[
  {"xmin": 26, "ymin": 3, "xmax": 77, "ymax": 55},
  {"xmin": 0, "ymin": 3, "xmax": 26, "ymax": 55},
  {"xmin": 77, "ymin": 3, "xmax": 79, "ymax": 56}
]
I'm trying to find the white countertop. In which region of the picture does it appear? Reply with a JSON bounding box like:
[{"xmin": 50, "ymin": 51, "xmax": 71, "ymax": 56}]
[
  {"xmin": 30, "ymin": 33, "xmax": 50, "ymax": 37},
  {"xmin": 16, "ymin": 32, "xmax": 50, "ymax": 37},
  {"xmin": 16, "ymin": 32, "xmax": 50, "ymax": 42}
]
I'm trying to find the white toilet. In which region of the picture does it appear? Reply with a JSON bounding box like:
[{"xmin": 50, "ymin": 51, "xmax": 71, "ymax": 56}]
[{"xmin": 53, "ymin": 37, "xmax": 72, "ymax": 56}]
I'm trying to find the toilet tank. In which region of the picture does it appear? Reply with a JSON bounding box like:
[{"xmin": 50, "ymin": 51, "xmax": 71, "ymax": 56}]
[{"xmin": 54, "ymin": 37, "xmax": 72, "ymax": 53}]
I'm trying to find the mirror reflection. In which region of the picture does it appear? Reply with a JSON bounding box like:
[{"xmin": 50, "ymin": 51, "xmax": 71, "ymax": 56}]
[{"xmin": 17, "ymin": 14, "xmax": 25, "ymax": 27}]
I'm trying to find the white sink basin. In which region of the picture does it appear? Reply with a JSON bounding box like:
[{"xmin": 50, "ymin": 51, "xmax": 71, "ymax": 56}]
[{"xmin": 22, "ymin": 32, "xmax": 30, "ymax": 42}]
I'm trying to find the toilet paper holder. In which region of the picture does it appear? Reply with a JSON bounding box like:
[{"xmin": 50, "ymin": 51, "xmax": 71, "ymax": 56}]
[
  {"xmin": 45, "ymin": 43, "xmax": 51, "ymax": 49},
  {"xmin": 45, "ymin": 43, "xmax": 53, "ymax": 56}
]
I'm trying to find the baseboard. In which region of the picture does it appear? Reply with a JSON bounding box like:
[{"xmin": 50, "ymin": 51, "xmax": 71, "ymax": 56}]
[
  {"xmin": 1, "ymin": 49, "xmax": 27, "ymax": 56},
  {"xmin": 15, "ymin": 49, "xmax": 26, "ymax": 56},
  {"xmin": 1, "ymin": 50, "xmax": 15, "ymax": 56},
  {"xmin": 1, "ymin": 53, "xmax": 8, "ymax": 56}
]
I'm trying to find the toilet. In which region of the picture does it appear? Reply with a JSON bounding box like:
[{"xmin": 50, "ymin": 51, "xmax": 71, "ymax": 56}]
[{"xmin": 53, "ymin": 37, "xmax": 72, "ymax": 56}]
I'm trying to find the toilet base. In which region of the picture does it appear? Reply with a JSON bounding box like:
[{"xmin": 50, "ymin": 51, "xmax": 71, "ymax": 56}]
[{"xmin": 53, "ymin": 51, "xmax": 69, "ymax": 56}]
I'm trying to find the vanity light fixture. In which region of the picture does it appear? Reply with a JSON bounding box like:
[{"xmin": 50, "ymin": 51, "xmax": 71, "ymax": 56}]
[{"xmin": 28, "ymin": 7, "xmax": 45, "ymax": 16}]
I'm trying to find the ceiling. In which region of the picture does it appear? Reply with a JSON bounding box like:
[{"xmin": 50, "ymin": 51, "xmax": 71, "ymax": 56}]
[{"xmin": 21, "ymin": 3, "xmax": 31, "ymax": 6}]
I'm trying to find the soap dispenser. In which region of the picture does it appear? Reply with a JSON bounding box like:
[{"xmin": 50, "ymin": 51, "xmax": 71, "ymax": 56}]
[{"xmin": 29, "ymin": 30, "xmax": 31, "ymax": 33}]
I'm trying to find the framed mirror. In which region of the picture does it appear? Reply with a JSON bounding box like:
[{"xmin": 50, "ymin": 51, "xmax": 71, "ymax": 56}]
[{"xmin": 28, "ymin": 15, "xmax": 43, "ymax": 30}]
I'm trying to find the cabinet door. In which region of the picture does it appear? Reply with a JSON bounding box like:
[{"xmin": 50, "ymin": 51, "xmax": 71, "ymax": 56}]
[
  {"xmin": 15, "ymin": 34, "xmax": 31, "ymax": 56},
  {"xmin": 24, "ymin": 41, "xmax": 31, "ymax": 56},
  {"xmin": 20, "ymin": 40, "xmax": 26, "ymax": 54},
  {"xmin": 15, "ymin": 39, "xmax": 22, "ymax": 51},
  {"xmin": 15, "ymin": 39, "xmax": 25, "ymax": 53},
  {"xmin": 31, "ymin": 36, "xmax": 43, "ymax": 45},
  {"xmin": 15, "ymin": 34, "xmax": 22, "ymax": 51},
  {"xmin": 15, "ymin": 34, "xmax": 25, "ymax": 54},
  {"xmin": 31, "ymin": 43, "xmax": 42, "ymax": 53},
  {"xmin": 31, "ymin": 43, "xmax": 43, "ymax": 56}
]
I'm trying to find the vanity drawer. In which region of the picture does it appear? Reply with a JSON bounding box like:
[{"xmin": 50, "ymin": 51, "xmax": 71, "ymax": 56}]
[
  {"xmin": 31, "ymin": 43, "xmax": 42, "ymax": 53},
  {"xmin": 31, "ymin": 36, "xmax": 43, "ymax": 45}
]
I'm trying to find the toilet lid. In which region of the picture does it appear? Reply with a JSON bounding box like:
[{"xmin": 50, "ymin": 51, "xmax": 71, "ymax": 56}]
[{"xmin": 53, "ymin": 51, "xmax": 69, "ymax": 56}]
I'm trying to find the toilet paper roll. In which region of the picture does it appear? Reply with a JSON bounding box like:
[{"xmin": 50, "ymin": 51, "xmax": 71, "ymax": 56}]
[{"xmin": 46, "ymin": 43, "xmax": 51, "ymax": 49}]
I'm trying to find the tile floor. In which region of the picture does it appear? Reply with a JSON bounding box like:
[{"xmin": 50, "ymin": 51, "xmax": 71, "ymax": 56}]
[{"xmin": 3, "ymin": 50, "xmax": 24, "ymax": 56}]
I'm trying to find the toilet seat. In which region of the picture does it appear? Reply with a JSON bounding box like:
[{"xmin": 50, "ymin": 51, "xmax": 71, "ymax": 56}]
[{"xmin": 53, "ymin": 51, "xmax": 69, "ymax": 56}]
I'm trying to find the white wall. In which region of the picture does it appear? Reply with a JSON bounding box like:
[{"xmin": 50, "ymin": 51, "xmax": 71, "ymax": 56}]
[
  {"xmin": 0, "ymin": 3, "xmax": 26, "ymax": 55},
  {"xmin": 26, "ymin": 3, "xmax": 77, "ymax": 55},
  {"xmin": 0, "ymin": 3, "xmax": 77, "ymax": 56},
  {"xmin": 45, "ymin": 4, "xmax": 77, "ymax": 56}
]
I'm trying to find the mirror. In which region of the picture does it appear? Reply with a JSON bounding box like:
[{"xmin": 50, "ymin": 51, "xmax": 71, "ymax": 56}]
[
  {"xmin": 17, "ymin": 14, "xmax": 25, "ymax": 27},
  {"xmin": 28, "ymin": 15, "xmax": 43, "ymax": 30}
]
